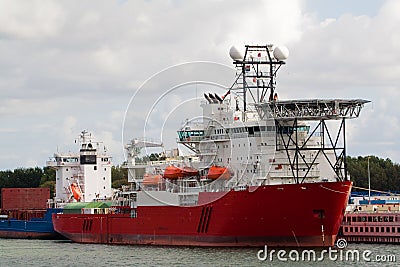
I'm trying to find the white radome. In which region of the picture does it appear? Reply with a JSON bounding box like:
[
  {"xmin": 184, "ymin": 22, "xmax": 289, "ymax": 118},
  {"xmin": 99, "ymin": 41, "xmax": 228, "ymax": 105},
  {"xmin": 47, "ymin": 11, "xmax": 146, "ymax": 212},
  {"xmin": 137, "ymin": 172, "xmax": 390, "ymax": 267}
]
[
  {"xmin": 273, "ymin": 46, "xmax": 289, "ymax": 60},
  {"xmin": 229, "ymin": 46, "xmax": 243, "ymax": 60}
]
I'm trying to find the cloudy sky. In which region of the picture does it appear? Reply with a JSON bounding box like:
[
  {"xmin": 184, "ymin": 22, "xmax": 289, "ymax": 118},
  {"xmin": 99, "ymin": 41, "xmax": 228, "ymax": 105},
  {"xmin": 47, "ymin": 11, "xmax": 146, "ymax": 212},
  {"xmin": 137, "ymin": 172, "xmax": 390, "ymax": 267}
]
[{"xmin": 0, "ymin": 0, "xmax": 398, "ymax": 170}]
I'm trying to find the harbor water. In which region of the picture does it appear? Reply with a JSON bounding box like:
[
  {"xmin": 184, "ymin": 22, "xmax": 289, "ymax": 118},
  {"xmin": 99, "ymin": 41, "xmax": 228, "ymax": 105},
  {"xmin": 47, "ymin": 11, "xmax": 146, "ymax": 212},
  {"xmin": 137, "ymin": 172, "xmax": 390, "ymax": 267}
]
[{"xmin": 0, "ymin": 239, "xmax": 397, "ymax": 266}]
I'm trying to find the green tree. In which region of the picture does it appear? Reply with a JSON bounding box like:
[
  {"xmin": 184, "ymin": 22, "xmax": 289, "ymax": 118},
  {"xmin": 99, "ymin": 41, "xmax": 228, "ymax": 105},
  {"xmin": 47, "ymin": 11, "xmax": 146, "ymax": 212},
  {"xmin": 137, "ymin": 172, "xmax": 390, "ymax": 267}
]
[
  {"xmin": 347, "ymin": 156, "xmax": 400, "ymax": 192},
  {"xmin": 39, "ymin": 167, "xmax": 56, "ymax": 196},
  {"xmin": 111, "ymin": 165, "xmax": 128, "ymax": 189}
]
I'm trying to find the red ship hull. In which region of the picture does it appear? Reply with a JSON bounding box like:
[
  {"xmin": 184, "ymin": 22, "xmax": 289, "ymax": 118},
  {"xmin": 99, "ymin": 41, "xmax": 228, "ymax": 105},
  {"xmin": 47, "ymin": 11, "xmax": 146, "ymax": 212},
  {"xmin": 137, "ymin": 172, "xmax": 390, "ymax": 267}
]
[{"xmin": 53, "ymin": 181, "xmax": 351, "ymax": 247}]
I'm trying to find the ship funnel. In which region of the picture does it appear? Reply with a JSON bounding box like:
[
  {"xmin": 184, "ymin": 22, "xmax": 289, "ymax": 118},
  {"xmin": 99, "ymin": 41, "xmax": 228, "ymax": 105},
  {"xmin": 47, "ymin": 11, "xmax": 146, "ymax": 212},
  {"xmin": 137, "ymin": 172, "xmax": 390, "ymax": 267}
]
[
  {"xmin": 273, "ymin": 46, "xmax": 289, "ymax": 60},
  {"xmin": 229, "ymin": 46, "xmax": 243, "ymax": 60},
  {"xmin": 204, "ymin": 93, "xmax": 212, "ymax": 103}
]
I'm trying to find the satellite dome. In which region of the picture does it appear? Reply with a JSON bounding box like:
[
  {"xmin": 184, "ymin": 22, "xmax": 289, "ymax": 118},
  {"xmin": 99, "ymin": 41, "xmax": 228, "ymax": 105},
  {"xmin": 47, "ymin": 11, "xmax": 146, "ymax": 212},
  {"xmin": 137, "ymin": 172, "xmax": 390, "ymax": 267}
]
[
  {"xmin": 273, "ymin": 46, "xmax": 289, "ymax": 60},
  {"xmin": 229, "ymin": 46, "xmax": 243, "ymax": 60}
]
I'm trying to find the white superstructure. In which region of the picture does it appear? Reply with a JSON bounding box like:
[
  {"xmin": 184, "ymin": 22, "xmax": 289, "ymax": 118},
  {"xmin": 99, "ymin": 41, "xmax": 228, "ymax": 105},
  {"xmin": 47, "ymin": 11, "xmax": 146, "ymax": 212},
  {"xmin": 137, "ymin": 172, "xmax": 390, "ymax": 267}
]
[{"xmin": 47, "ymin": 130, "xmax": 113, "ymax": 203}]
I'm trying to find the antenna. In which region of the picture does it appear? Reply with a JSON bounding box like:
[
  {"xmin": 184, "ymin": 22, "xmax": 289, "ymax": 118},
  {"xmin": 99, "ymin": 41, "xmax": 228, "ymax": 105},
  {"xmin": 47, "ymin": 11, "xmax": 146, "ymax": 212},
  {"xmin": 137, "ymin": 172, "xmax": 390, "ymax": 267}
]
[{"xmin": 229, "ymin": 44, "xmax": 289, "ymax": 112}]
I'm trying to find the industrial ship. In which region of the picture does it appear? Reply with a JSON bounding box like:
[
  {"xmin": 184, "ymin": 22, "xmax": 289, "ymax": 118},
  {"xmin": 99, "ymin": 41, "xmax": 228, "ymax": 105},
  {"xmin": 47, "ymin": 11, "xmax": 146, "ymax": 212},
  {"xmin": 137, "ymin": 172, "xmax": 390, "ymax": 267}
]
[
  {"xmin": 0, "ymin": 131, "xmax": 113, "ymax": 239},
  {"xmin": 0, "ymin": 188, "xmax": 62, "ymax": 239},
  {"xmin": 53, "ymin": 44, "xmax": 369, "ymax": 247}
]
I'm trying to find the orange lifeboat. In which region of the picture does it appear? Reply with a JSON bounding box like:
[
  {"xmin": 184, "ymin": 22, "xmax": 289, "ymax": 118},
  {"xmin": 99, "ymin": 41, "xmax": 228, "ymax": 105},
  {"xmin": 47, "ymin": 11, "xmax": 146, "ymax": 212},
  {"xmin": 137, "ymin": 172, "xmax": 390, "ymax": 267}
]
[
  {"xmin": 143, "ymin": 174, "xmax": 163, "ymax": 185},
  {"xmin": 207, "ymin": 166, "xmax": 231, "ymax": 180},
  {"xmin": 70, "ymin": 183, "xmax": 82, "ymax": 201},
  {"xmin": 181, "ymin": 166, "xmax": 199, "ymax": 177},
  {"xmin": 163, "ymin": 165, "xmax": 183, "ymax": 179},
  {"xmin": 163, "ymin": 166, "xmax": 199, "ymax": 179}
]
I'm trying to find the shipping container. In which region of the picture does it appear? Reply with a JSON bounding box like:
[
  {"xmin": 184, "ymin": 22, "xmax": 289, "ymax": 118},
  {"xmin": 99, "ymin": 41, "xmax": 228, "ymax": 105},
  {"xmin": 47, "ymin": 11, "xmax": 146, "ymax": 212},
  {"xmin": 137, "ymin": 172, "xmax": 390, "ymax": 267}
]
[{"xmin": 1, "ymin": 188, "xmax": 49, "ymax": 210}]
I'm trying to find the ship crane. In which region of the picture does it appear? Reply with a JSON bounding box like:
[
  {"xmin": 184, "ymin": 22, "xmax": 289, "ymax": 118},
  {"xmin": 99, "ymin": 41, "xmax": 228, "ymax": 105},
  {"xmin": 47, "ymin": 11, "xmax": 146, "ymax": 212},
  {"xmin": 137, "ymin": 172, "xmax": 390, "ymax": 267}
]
[{"xmin": 125, "ymin": 138, "xmax": 163, "ymax": 165}]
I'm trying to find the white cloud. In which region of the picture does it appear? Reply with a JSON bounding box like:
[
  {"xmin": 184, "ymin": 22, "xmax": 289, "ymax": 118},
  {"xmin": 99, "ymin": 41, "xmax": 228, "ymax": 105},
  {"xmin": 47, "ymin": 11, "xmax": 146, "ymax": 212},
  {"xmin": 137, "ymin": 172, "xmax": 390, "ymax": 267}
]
[
  {"xmin": 0, "ymin": 0, "xmax": 64, "ymax": 38},
  {"xmin": 0, "ymin": 0, "xmax": 399, "ymax": 169}
]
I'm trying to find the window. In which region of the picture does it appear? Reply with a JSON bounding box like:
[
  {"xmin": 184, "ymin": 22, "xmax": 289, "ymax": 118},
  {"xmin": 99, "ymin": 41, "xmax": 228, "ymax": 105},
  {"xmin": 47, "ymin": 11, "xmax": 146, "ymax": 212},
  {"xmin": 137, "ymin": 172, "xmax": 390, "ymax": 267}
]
[
  {"xmin": 360, "ymin": 227, "xmax": 363, "ymax": 232},
  {"xmin": 94, "ymin": 166, "xmax": 97, "ymax": 171},
  {"xmin": 355, "ymin": 227, "xmax": 358, "ymax": 232},
  {"xmin": 370, "ymin": 227, "xmax": 374, "ymax": 232},
  {"xmin": 376, "ymin": 227, "xmax": 379, "ymax": 232},
  {"xmin": 104, "ymin": 168, "xmax": 107, "ymax": 171}
]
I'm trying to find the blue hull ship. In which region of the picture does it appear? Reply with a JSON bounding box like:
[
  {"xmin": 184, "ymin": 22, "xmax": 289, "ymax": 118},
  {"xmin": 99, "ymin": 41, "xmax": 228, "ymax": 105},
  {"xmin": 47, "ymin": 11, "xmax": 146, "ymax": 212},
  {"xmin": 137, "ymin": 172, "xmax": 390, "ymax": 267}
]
[{"xmin": 0, "ymin": 208, "xmax": 63, "ymax": 239}]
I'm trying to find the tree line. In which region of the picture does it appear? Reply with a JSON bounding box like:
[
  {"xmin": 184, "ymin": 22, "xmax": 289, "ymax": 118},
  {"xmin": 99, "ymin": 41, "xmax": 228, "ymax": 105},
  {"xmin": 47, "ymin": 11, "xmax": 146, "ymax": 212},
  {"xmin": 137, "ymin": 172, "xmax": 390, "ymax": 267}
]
[
  {"xmin": 0, "ymin": 155, "xmax": 399, "ymax": 195},
  {"xmin": 347, "ymin": 156, "xmax": 400, "ymax": 193},
  {"xmin": 0, "ymin": 166, "xmax": 128, "ymax": 198}
]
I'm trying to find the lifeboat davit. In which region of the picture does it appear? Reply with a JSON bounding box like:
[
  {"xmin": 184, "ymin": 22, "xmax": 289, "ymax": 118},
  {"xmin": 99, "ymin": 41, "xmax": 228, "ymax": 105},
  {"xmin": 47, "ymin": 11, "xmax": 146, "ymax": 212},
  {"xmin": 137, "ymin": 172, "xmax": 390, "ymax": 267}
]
[
  {"xmin": 142, "ymin": 174, "xmax": 163, "ymax": 185},
  {"xmin": 163, "ymin": 166, "xmax": 199, "ymax": 179},
  {"xmin": 70, "ymin": 183, "xmax": 82, "ymax": 201},
  {"xmin": 207, "ymin": 166, "xmax": 231, "ymax": 180}
]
